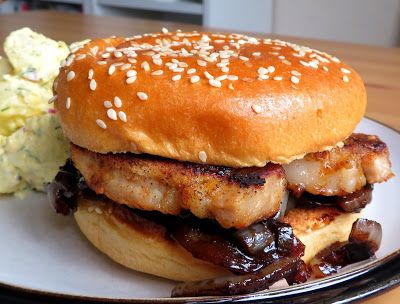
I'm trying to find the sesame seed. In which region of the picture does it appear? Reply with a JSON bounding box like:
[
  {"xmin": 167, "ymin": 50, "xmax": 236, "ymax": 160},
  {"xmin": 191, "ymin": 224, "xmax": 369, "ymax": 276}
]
[
  {"xmin": 342, "ymin": 75, "xmax": 350, "ymax": 82},
  {"xmin": 88, "ymin": 206, "xmax": 94, "ymax": 213},
  {"xmin": 67, "ymin": 71, "xmax": 76, "ymax": 82},
  {"xmin": 323, "ymin": 66, "xmax": 329, "ymax": 72},
  {"xmin": 290, "ymin": 75, "xmax": 300, "ymax": 84},
  {"xmin": 107, "ymin": 109, "xmax": 117, "ymax": 120},
  {"xmin": 252, "ymin": 52, "xmax": 261, "ymax": 57},
  {"xmin": 252, "ymin": 104, "xmax": 262, "ymax": 114},
  {"xmin": 90, "ymin": 46, "xmax": 99, "ymax": 56},
  {"xmin": 204, "ymin": 71, "xmax": 214, "ymax": 79},
  {"xmin": 227, "ymin": 75, "xmax": 238, "ymax": 81},
  {"xmin": 141, "ymin": 61, "xmax": 150, "ymax": 72},
  {"xmin": 190, "ymin": 75, "xmax": 200, "ymax": 83},
  {"xmin": 178, "ymin": 62, "xmax": 188, "ymax": 68},
  {"xmin": 88, "ymin": 69, "xmax": 94, "ymax": 79},
  {"xmin": 118, "ymin": 111, "xmax": 127, "ymax": 122},
  {"xmin": 267, "ymin": 66, "xmax": 275, "ymax": 73},
  {"xmin": 341, "ymin": 67, "xmax": 351, "ymax": 74},
  {"xmin": 137, "ymin": 92, "xmax": 148, "ymax": 101},
  {"xmin": 66, "ymin": 55, "xmax": 74, "ymax": 66},
  {"xmin": 187, "ymin": 68, "xmax": 196, "ymax": 74},
  {"xmin": 258, "ymin": 67, "xmax": 268, "ymax": 75},
  {"xmin": 114, "ymin": 96, "xmax": 122, "ymax": 108},
  {"xmin": 273, "ymin": 76, "xmax": 282, "ymax": 81},
  {"xmin": 309, "ymin": 61, "xmax": 318, "ymax": 69},
  {"xmin": 102, "ymin": 52, "xmax": 110, "ymax": 59},
  {"xmin": 300, "ymin": 60, "xmax": 309, "ymax": 67},
  {"xmin": 331, "ymin": 57, "xmax": 340, "ymax": 63},
  {"xmin": 75, "ymin": 54, "xmax": 86, "ymax": 61},
  {"xmin": 172, "ymin": 74, "xmax": 181, "ymax": 81},
  {"xmin": 90, "ymin": 79, "xmax": 97, "ymax": 91},
  {"xmin": 282, "ymin": 60, "xmax": 292, "ymax": 65},
  {"xmin": 108, "ymin": 65, "xmax": 116, "ymax": 75},
  {"xmin": 48, "ymin": 95, "xmax": 57, "ymax": 104},
  {"xmin": 216, "ymin": 75, "xmax": 227, "ymax": 81},
  {"xmin": 126, "ymin": 70, "xmax": 137, "ymax": 77},
  {"xmin": 278, "ymin": 55, "xmax": 285, "ymax": 60},
  {"xmin": 198, "ymin": 151, "xmax": 207, "ymax": 163},
  {"xmin": 105, "ymin": 46, "xmax": 115, "ymax": 52},
  {"xmin": 114, "ymin": 51, "xmax": 123, "ymax": 58},
  {"xmin": 104, "ymin": 100, "xmax": 112, "ymax": 108},
  {"xmin": 197, "ymin": 59, "xmax": 207, "ymax": 67},
  {"xmin": 258, "ymin": 74, "xmax": 269, "ymax": 80},
  {"xmin": 96, "ymin": 119, "xmax": 107, "ymax": 129},
  {"xmin": 209, "ymin": 78, "xmax": 222, "ymax": 88},
  {"xmin": 95, "ymin": 207, "xmax": 103, "ymax": 214},
  {"xmin": 239, "ymin": 56, "xmax": 249, "ymax": 61},
  {"xmin": 126, "ymin": 76, "xmax": 137, "ymax": 84},
  {"xmin": 128, "ymin": 58, "xmax": 137, "ymax": 64},
  {"xmin": 162, "ymin": 27, "xmax": 169, "ymax": 34},
  {"xmin": 291, "ymin": 70, "xmax": 301, "ymax": 76},
  {"xmin": 121, "ymin": 63, "xmax": 132, "ymax": 70},
  {"xmin": 97, "ymin": 61, "xmax": 107, "ymax": 65},
  {"xmin": 65, "ymin": 97, "xmax": 71, "ymax": 109},
  {"xmin": 151, "ymin": 70, "xmax": 164, "ymax": 76},
  {"xmin": 153, "ymin": 57, "xmax": 162, "ymax": 65},
  {"xmin": 221, "ymin": 66, "xmax": 229, "ymax": 73},
  {"xmin": 228, "ymin": 83, "xmax": 234, "ymax": 90},
  {"xmin": 173, "ymin": 67, "xmax": 184, "ymax": 73}
]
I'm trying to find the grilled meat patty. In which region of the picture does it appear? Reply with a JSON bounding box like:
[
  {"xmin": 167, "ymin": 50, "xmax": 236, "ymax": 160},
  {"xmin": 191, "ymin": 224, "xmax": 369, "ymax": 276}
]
[
  {"xmin": 71, "ymin": 144, "xmax": 286, "ymax": 229},
  {"xmin": 71, "ymin": 133, "xmax": 392, "ymax": 229},
  {"xmin": 284, "ymin": 134, "xmax": 393, "ymax": 196}
]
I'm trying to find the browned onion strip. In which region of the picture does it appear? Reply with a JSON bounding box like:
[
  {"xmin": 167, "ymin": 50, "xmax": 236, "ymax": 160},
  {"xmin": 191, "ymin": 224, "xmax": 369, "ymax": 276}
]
[
  {"xmin": 337, "ymin": 184, "xmax": 373, "ymax": 212},
  {"xmin": 296, "ymin": 184, "xmax": 373, "ymax": 213},
  {"xmin": 171, "ymin": 257, "xmax": 299, "ymax": 297},
  {"xmin": 310, "ymin": 219, "xmax": 382, "ymax": 278},
  {"xmin": 171, "ymin": 222, "xmax": 265, "ymax": 274}
]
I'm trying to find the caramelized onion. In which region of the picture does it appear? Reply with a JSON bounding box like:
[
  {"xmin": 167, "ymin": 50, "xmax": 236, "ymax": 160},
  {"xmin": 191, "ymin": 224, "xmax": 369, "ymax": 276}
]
[
  {"xmin": 171, "ymin": 257, "xmax": 300, "ymax": 297},
  {"xmin": 348, "ymin": 218, "xmax": 382, "ymax": 255},
  {"xmin": 310, "ymin": 219, "xmax": 382, "ymax": 278},
  {"xmin": 234, "ymin": 223, "xmax": 276, "ymax": 256},
  {"xmin": 47, "ymin": 160, "xmax": 80, "ymax": 215},
  {"xmin": 337, "ymin": 185, "xmax": 373, "ymax": 212},
  {"xmin": 297, "ymin": 184, "xmax": 373, "ymax": 213},
  {"xmin": 171, "ymin": 223, "xmax": 264, "ymax": 274}
]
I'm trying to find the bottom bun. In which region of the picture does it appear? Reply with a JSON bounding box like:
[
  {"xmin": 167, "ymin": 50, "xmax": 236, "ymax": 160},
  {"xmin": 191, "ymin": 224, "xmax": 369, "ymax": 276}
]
[
  {"xmin": 75, "ymin": 196, "xmax": 361, "ymax": 282},
  {"xmin": 74, "ymin": 196, "xmax": 231, "ymax": 282},
  {"xmin": 283, "ymin": 207, "xmax": 362, "ymax": 263}
]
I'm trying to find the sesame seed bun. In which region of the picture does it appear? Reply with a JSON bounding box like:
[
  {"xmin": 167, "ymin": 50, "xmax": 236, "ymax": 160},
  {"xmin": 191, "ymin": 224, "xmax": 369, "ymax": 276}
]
[
  {"xmin": 74, "ymin": 195, "xmax": 360, "ymax": 281},
  {"xmin": 54, "ymin": 31, "xmax": 366, "ymax": 167}
]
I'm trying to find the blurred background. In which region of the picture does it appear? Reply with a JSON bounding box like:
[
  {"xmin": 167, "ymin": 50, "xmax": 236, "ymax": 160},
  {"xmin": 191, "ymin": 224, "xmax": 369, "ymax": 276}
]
[{"xmin": 0, "ymin": 0, "xmax": 399, "ymax": 47}]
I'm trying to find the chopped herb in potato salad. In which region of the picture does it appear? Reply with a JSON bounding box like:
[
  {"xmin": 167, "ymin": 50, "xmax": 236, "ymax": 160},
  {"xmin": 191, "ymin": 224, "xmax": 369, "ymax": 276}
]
[{"xmin": 0, "ymin": 28, "xmax": 71, "ymax": 194}]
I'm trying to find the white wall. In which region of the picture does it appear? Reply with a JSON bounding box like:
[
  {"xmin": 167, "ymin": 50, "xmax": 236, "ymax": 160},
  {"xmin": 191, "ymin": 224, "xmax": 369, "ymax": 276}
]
[
  {"xmin": 203, "ymin": 0, "xmax": 273, "ymax": 34},
  {"xmin": 273, "ymin": 0, "xmax": 400, "ymax": 46}
]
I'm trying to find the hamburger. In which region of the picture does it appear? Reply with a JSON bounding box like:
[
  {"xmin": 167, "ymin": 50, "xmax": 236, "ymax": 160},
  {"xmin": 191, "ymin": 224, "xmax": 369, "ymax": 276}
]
[{"xmin": 48, "ymin": 30, "xmax": 393, "ymax": 296}]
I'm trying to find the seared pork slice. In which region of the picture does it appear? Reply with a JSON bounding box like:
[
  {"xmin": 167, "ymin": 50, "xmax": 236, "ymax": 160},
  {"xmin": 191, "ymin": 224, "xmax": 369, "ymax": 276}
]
[
  {"xmin": 284, "ymin": 133, "xmax": 393, "ymax": 196},
  {"xmin": 71, "ymin": 144, "xmax": 286, "ymax": 229}
]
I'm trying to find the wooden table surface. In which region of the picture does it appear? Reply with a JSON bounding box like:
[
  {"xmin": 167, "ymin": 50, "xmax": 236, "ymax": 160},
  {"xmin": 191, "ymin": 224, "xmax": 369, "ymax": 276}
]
[{"xmin": 0, "ymin": 10, "xmax": 399, "ymax": 304}]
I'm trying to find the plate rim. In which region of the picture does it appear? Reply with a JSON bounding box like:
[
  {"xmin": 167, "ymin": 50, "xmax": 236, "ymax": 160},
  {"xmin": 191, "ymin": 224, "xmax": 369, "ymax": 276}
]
[{"xmin": 1, "ymin": 116, "xmax": 399, "ymax": 303}]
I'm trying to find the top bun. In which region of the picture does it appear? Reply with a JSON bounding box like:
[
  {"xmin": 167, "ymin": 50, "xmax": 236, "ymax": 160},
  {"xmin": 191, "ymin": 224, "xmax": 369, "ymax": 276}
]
[{"xmin": 54, "ymin": 31, "xmax": 366, "ymax": 167}]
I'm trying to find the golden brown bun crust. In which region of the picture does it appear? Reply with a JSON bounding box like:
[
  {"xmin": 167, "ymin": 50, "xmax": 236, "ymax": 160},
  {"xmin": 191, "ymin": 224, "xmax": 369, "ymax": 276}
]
[
  {"xmin": 74, "ymin": 196, "xmax": 231, "ymax": 282},
  {"xmin": 55, "ymin": 32, "xmax": 366, "ymax": 167}
]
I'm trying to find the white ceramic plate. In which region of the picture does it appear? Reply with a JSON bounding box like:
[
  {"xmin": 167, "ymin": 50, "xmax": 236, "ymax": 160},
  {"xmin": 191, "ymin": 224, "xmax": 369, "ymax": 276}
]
[{"xmin": 0, "ymin": 117, "xmax": 398, "ymax": 302}]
